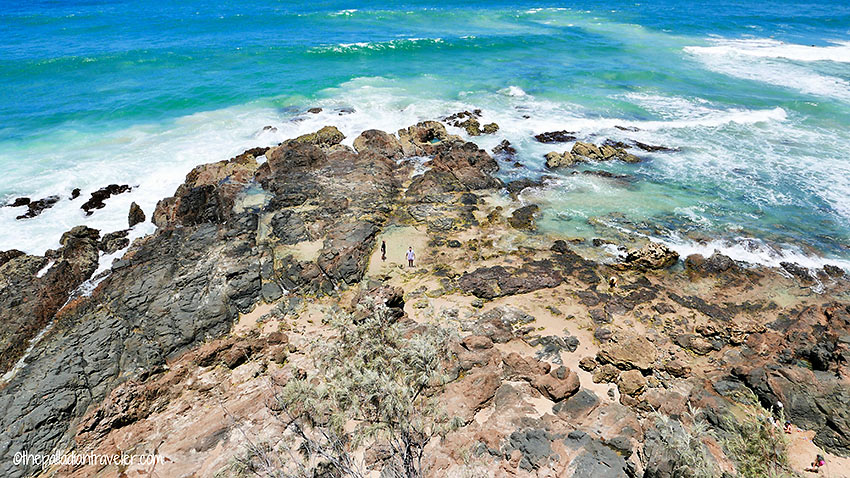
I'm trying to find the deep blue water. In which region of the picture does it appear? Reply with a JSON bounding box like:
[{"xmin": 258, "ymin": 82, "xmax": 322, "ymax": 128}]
[{"xmin": 1, "ymin": 0, "xmax": 849, "ymax": 269}]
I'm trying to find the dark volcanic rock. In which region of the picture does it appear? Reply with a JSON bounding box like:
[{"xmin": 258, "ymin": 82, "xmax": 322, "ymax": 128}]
[
  {"xmin": 685, "ymin": 251, "xmax": 737, "ymax": 277},
  {"xmin": 0, "ymin": 127, "xmax": 409, "ymax": 477},
  {"xmin": 6, "ymin": 196, "xmax": 30, "ymax": 207},
  {"xmin": 458, "ymin": 260, "xmax": 563, "ymax": 299},
  {"xmin": 16, "ymin": 195, "xmax": 60, "ymax": 219},
  {"xmin": 780, "ymin": 261, "xmax": 814, "ymax": 284},
  {"xmin": 534, "ymin": 130, "xmax": 577, "ymax": 143},
  {"xmin": 508, "ymin": 204, "xmax": 540, "ymax": 230},
  {"xmin": 128, "ymin": 201, "xmax": 145, "ymax": 227},
  {"xmin": 0, "ymin": 216, "xmax": 262, "ymax": 478},
  {"xmin": 0, "ymin": 225, "xmax": 100, "ymax": 375},
  {"xmin": 492, "ymin": 139, "xmax": 517, "ymax": 158},
  {"xmin": 81, "ymin": 184, "xmax": 131, "ymax": 215},
  {"xmin": 99, "ymin": 230, "xmax": 130, "ymax": 254},
  {"xmin": 0, "ymin": 249, "xmax": 25, "ymax": 267},
  {"xmin": 735, "ymin": 365, "xmax": 850, "ymax": 455},
  {"xmin": 70, "ymin": 188, "xmax": 81, "ymax": 200}
]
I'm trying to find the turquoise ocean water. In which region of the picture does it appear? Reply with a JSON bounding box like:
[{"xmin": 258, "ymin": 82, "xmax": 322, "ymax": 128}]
[{"xmin": 1, "ymin": 0, "xmax": 849, "ymax": 269}]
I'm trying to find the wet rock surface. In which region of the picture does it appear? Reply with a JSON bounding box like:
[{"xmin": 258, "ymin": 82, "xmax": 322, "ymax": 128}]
[{"xmin": 81, "ymin": 184, "xmax": 132, "ymax": 215}]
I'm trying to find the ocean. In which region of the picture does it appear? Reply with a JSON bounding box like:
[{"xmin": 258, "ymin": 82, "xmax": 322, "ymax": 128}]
[{"xmin": 2, "ymin": 0, "xmax": 849, "ymax": 270}]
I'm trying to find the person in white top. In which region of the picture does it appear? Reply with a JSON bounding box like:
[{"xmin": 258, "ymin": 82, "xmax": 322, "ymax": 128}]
[{"xmin": 406, "ymin": 247, "xmax": 415, "ymax": 267}]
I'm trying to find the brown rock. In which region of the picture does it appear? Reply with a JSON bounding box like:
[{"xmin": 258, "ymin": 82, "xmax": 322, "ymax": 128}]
[
  {"xmin": 664, "ymin": 359, "xmax": 690, "ymax": 377},
  {"xmin": 532, "ymin": 366, "xmax": 580, "ymax": 401},
  {"xmin": 597, "ymin": 332, "xmax": 658, "ymax": 371},
  {"xmin": 462, "ymin": 335, "xmax": 494, "ymax": 350},
  {"xmin": 617, "ymin": 242, "xmax": 679, "ymax": 270},
  {"xmin": 617, "ymin": 370, "xmax": 646, "ymax": 397},
  {"xmin": 502, "ymin": 352, "xmax": 550, "ymax": 379},
  {"xmin": 442, "ymin": 368, "xmax": 501, "ymax": 423},
  {"xmin": 578, "ymin": 357, "xmax": 598, "ymax": 371},
  {"xmin": 353, "ymin": 129, "xmax": 403, "ymax": 159},
  {"xmin": 592, "ymin": 363, "xmax": 620, "ymax": 384},
  {"xmin": 292, "ymin": 125, "xmax": 345, "ymax": 147}
]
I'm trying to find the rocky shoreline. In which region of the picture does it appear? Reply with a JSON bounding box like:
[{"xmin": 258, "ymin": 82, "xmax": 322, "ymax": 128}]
[{"xmin": 0, "ymin": 117, "xmax": 849, "ymax": 477}]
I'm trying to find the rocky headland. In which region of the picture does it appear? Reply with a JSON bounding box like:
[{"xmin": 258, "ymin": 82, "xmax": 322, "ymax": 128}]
[{"xmin": 0, "ymin": 117, "xmax": 849, "ymax": 478}]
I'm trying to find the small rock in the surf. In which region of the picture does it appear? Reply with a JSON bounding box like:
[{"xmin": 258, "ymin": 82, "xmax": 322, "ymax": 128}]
[
  {"xmin": 307, "ymin": 107, "xmax": 322, "ymax": 114},
  {"xmin": 534, "ymin": 130, "xmax": 577, "ymax": 143},
  {"xmin": 5, "ymin": 197, "xmax": 31, "ymax": 207},
  {"xmin": 128, "ymin": 202, "xmax": 146, "ymax": 228},
  {"xmin": 16, "ymin": 195, "xmax": 60, "ymax": 219},
  {"xmin": 81, "ymin": 184, "xmax": 132, "ymax": 216},
  {"xmin": 70, "ymin": 188, "xmax": 81, "ymax": 200},
  {"xmin": 492, "ymin": 139, "xmax": 517, "ymax": 158}
]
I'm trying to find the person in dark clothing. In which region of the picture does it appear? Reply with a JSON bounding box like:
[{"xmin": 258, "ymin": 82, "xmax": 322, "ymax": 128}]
[{"xmin": 381, "ymin": 240, "xmax": 386, "ymax": 261}]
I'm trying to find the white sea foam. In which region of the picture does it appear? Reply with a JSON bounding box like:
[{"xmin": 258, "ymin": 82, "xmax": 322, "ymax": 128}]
[
  {"xmin": 659, "ymin": 235, "xmax": 850, "ymax": 273},
  {"xmin": 2, "ymin": 75, "xmax": 848, "ymax": 276},
  {"xmin": 310, "ymin": 38, "xmax": 444, "ymax": 54},
  {"xmin": 685, "ymin": 38, "xmax": 850, "ymax": 102},
  {"xmin": 686, "ymin": 38, "xmax": 850, "ymax": 63}
]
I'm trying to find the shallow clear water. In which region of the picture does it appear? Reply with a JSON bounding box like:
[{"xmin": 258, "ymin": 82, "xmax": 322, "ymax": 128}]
[{"xmin": 1, "ymin": 0, "xmax": 849, "ymax": 268}]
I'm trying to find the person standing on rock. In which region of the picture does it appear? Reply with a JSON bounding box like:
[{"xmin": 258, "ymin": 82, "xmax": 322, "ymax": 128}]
[
  {"xmin": 381, "ymin": 240, "xmax": 387, "ymax": 261},
  {"xmin": 407, "ymin": 247, "xmax": 415, "ymax": 267}
]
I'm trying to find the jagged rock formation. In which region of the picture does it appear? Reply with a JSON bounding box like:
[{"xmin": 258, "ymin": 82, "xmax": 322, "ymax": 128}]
[{"xmin": 1, "ymin": 120, "xmax": 848, "ymax": 478}]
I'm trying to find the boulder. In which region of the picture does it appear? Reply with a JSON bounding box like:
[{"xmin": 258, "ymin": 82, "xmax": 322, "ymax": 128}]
[
  {"xmin": 502, "ymin": 352, "xmax": 550, "ymax": 379},
  {"xmin": 99, "ymin": 230, "xmax": 130, "ymax": 254},
  {"xmin": 442, "ymin": 368, "xmax": 501, "ymax": 423},
  {"xmin": 128, "ymin": 202, "xmax": 146, "ymax": 227},
  {"xmin": 532, "ymin": 365, "xmax": 580, "ymax": 401},
  {"xmin": 572, "ymin": 141, "xmax": 640, "ymax": 163},
  {"xmin": 618, "ymin": 242, "xmax": 679, "ymax": 270},
  {"xmin": 597, "ymin": 332, "xmax": 657, "ymax": 372},
  {"xmin": 463, "ymin": 335, "xmax": 494, "ymax": 351},
  {"xmin": 508, "ymin": 204, "xmax": 540, "ymax": 230},
  {"xmin": 684, "ymin": 251, "xmax": 736, "ymax": 277},
  {"xmin": 592, "ymin": 364, "xmax": 620, "ymax": 383},
  {"xmin": 482, "ymin": 122, "xmax": 499, "ymax": 134},
  {"xmin": 292, "ymin": 125, "xmax": 345, "ymax": 147},
  {"xmin": 353, "ymin": 129, "xmax": 403, "ymax": 159},
  {"xmin": 545, "ymin": 151, "xmax": 582, "ymax": 169},
  {"xmin": 572, "ymin": 141, "xmax": 604, "ymax": 160},
  {"xmin": 617, "ymin": 369, "xmax": 646, "ymax": 397}
]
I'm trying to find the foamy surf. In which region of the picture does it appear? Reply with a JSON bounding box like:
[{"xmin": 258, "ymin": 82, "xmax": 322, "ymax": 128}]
[{"xmin": 685, "ymin": 37, "xmax": 850, "ymax": 102}]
